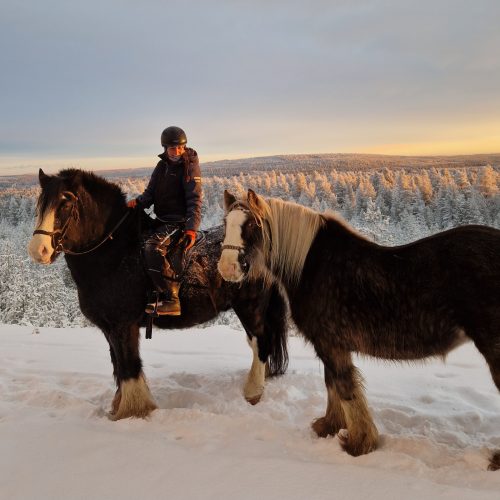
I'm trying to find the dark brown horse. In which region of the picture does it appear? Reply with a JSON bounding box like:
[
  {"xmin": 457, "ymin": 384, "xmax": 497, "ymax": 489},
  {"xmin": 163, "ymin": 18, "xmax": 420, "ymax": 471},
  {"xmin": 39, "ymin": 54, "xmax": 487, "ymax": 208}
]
[
  {"xmin": 27, "ymin": 170, "xmax": 288, "ymax": 420},
  {"xmin": 218, "ymin": 189, "xmax": 500, "ymax": 471}
]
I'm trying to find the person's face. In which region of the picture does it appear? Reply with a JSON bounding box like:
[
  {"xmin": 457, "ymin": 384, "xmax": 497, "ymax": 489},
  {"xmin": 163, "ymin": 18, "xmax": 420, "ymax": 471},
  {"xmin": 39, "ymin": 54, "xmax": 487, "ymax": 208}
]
[{"xmin": 166, "ymin": 145, "xmax": 185, "ymax": 158}]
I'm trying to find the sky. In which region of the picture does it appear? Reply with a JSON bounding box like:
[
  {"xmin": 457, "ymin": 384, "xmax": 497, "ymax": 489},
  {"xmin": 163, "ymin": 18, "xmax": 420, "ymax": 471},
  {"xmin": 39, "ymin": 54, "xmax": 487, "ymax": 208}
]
[{"xmin": 1, "ymin": 0, "xmax": 499, "ymax": 175}]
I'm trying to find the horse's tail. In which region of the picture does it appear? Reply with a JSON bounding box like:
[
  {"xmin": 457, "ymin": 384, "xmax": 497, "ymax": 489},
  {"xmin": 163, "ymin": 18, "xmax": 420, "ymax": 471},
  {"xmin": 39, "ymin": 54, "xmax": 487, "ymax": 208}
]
[{"xmin": 265, "ymin": 283, "xmax": 289, "ymax": 377}]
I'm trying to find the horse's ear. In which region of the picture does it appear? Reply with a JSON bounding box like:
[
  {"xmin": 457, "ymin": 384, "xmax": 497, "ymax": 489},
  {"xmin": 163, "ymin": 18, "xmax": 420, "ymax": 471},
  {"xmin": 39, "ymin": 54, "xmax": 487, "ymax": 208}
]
[
  {"xmin": 223, "ymin": 190, "xmax": 237, "ymax": 212},
  {"xmin": 247, "ymin": 189, "xmax": 261, "ymax": 210},
  {"xmin": 39, "ymin": 168, "xmax": 50, "ymax": 187}
]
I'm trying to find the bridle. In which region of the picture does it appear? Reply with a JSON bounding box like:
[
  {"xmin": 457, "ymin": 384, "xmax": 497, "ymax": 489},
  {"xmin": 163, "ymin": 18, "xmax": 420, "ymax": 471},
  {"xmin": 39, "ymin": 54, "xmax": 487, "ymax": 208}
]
[
  {"xmin": 221, "ymin": 203, "xmax": 253, "ymax": 271},
  {"xmin": 33, "ymin": 194, "xmax": 130, "ymax": 257}
]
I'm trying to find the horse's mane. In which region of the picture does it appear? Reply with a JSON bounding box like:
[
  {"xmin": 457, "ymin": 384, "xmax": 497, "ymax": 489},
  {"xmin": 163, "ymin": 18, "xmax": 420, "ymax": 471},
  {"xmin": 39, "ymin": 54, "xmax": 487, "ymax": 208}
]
[
  {"xmin": 249, "ymin": 194, "xmax": 325, "ymax": 285},
  {"xmin": 37, "ymin": 168, "xmax": 126, "ymax": 218}
]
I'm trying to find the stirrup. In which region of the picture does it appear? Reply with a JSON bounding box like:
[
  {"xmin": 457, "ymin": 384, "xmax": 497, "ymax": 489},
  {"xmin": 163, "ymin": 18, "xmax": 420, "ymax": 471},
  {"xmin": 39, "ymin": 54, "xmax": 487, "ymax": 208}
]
[
  {"xmin": 155, "ymin": 298, "xmax": 181, "ymax": 316},
  {"xmin": 145, "ymin": 291, "xmax": 161, "ymax": 317}
]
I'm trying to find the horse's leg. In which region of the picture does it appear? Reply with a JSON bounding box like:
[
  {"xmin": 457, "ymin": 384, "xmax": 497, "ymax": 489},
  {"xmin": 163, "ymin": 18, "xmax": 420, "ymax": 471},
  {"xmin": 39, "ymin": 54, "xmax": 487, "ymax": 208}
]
[
  {"xmin": 106, "ymin": 323, "xmax": 157, "ymax": 420},
  {"xmin": 233, "ymin": 300, "xmax": 268, "ymax": 405},
  {"xmin": 479, "ymin": 353, "xmax": 500, "ymax": 470},
  {"xmin": 244, "ymin": 335, "xmax": 267, "ymax": 405},
  {"xmin": 312, "ymin": 365, "xmax": 346, "ymax": 437},
  {"xmin": 107, "ymin": 343, "xmax": 122, "ymax": 416},
  {"xmin": 470, "ymin": 323, "xmax": 500, "ymax": 471},
  {"xmin": 233, "ymin": 284, "xmax": 288, "ymax": 404},
  {"xmin": 98, "ymin": 328, "xmax": 121, "ymax": 416},
  {"xmin": 316, "ymin": 347, "xmax": 378, "ymax": 456}
]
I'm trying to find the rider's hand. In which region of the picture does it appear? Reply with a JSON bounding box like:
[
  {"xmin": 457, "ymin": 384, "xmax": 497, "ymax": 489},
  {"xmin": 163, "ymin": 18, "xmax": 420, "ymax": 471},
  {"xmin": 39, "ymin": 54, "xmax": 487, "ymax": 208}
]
[
  {"xmin": 127, "ymin": 199, "xmax": 138, "ymax": 209},
  {"xmin": 183, "ymin": 230, "xmax": 196, "ymax": 251}
]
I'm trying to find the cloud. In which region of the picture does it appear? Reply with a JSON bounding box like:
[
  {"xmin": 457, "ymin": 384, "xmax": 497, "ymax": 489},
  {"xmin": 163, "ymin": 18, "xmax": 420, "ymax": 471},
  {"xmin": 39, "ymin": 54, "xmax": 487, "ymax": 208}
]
[{"xmin": 0, "ymin": 0, "xmax": 499, "ymax": 172}]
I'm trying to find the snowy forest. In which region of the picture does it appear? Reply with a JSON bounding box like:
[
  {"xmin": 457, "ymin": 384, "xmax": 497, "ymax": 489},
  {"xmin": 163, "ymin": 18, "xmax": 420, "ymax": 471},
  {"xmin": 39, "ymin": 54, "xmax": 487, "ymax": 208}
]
[{"xmin": 1, "ymin": 162, "xmax": 499, "ymax": 327}]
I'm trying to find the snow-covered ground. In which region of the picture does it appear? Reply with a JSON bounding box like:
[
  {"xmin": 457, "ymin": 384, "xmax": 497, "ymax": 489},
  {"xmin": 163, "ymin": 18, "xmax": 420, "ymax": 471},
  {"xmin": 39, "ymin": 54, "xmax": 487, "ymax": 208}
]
[{"xmin": 1, "ymin": 324, "xmax": 499, "ymax": 499}]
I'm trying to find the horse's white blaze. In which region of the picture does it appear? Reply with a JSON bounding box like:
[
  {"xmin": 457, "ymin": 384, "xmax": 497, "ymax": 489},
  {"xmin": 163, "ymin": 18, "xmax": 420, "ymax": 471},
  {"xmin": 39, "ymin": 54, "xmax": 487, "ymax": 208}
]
[
  {"xmin": 244, "ymin": 336, "xmax": 266, "ymax": 403},
  {"xmin": 27, "ymin": 209, "xmax": 56, "ymax": 264},
  {"xmin": 218, "ymin": 209, "xmax": 247, "ymax": 282}
]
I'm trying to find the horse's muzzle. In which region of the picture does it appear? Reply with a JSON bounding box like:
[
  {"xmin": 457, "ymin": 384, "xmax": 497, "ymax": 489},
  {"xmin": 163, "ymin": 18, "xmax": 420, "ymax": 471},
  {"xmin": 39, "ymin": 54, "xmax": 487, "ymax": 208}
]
[
  {"xmin": 217, "ymin": 255, "xmax": 245, "ymax": 282},
  {"xmin": 27, "ymin": 235, "xmax": 55, "ymax": 265}
]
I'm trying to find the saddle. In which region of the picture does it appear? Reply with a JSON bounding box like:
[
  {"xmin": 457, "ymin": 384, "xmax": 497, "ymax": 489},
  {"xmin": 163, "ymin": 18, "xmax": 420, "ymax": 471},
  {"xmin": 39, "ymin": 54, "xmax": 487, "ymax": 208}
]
[{"xmin": 141, "ymin": 228, "xmax": 206, "ymax": 281}]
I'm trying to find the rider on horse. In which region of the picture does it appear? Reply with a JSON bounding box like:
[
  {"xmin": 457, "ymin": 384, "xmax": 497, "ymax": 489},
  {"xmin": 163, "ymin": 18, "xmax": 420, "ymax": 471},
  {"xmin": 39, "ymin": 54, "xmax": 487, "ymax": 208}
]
[{"xmin": 127, "ymin": 126, "xmax": 202, "ymax": 316}]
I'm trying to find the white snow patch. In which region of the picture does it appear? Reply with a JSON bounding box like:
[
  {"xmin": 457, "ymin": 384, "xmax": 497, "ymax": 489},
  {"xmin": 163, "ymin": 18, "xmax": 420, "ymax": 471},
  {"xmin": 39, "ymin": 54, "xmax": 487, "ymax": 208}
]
[{"xmin": 1, "ymin": 324, "xmax": 499, "ymax": 499}]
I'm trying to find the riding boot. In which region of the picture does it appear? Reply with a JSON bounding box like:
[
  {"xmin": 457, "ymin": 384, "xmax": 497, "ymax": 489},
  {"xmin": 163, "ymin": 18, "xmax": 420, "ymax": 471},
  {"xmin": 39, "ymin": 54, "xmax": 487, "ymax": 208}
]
[{"xmin": 156, "ymin": 281, "xmax": 181, "ymax": 316}]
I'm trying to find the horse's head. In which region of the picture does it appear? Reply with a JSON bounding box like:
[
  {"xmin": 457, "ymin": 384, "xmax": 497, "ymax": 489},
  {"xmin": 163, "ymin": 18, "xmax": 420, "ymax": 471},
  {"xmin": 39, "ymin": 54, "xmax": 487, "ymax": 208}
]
[
  {"xmin": 28, "ymin": 168, "xmax": 125, "ymax": 264},
  {"xmin": 218, "ymin": 189, "xmax": 324, "ymax": 287},
  {"xmin": 27, "ymin": 169, "xmax": 82, "ymax": 264},
  {"xmin": 217, "ymin": 189, "xmax": 268, "ymax": 282}
]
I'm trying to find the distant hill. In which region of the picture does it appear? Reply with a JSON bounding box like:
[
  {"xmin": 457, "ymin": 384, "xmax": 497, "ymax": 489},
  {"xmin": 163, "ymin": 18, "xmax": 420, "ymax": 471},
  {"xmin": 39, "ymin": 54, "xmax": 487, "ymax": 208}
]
[{"xmin": 1, "ymin": 152, "xmax": 499, "ymax": 188}]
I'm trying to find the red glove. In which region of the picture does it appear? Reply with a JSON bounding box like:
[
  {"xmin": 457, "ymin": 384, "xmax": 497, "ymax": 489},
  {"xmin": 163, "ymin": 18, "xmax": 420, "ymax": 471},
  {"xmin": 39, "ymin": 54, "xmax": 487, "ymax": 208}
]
[
  {"xmin": 127, "ymin": 199, "xmax": 138, "ymax": 209},
  {"xmin": 183, "ymin": 230, "xmax": 196, "ymax": 251}
]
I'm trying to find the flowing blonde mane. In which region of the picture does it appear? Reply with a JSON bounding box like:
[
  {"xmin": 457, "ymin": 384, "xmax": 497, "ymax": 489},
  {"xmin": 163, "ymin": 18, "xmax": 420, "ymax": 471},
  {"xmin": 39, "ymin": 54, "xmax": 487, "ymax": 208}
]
[{"xmin": 250, "ymin": 195, "xmax": 325, "ymax": 285}]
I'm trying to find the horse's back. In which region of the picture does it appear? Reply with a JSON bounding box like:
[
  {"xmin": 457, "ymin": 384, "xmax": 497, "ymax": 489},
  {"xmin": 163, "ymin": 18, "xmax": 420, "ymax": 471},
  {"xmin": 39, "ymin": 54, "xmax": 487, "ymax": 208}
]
[
  {"xmin": 412, "ymin": 225, "xmax": 498, "ymax": 288},
  {"xmin": 386, "ymin": 224, "xmax": 500, "ymax": 343},
  {"xmin": 305, "ymin": 220, "xmax": 500, "ymax": 354}
]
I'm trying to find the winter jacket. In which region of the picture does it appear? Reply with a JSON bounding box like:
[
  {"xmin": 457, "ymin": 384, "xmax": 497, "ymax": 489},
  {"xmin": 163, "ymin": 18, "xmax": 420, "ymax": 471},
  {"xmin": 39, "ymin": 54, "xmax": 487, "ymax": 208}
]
[{"xmin": 136, "ymin": 148, "xmax": 202, "ymax": 232}]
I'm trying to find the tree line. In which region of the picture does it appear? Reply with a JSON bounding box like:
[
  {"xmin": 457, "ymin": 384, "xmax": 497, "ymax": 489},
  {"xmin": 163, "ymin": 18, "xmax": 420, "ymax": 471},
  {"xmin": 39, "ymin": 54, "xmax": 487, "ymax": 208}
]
[{"xmin": 0, "ymin": 165, "xmax": 498, "ymax": 326}]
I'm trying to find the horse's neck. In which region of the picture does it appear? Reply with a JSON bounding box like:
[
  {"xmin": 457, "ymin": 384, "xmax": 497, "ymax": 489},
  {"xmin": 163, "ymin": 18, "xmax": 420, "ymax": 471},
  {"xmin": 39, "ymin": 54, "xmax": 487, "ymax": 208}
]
[
  {"xmin": 80, "ymin": 195, "xmax": 132, "ymax": 244},
  {"xmin": 265, "ymin": 198, "xmax": 323, "ymax": 289},
  {"xmin": 65, "ymin": 205, "xmax": 140, "ymax": 284}
]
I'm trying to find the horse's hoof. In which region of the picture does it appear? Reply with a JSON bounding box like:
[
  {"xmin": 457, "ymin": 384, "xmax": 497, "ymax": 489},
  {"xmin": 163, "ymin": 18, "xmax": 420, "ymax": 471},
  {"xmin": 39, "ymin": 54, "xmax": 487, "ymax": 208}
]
[
  {"xmin": 338, "ymin": 428, "xmax": 378, "ymax": 457},
  {"xmin": 488, "ymin": 451, "xmax": 500, "ymax": 471},
  {"xmin": 312, "ymin": 417, "xmax": 338, "ymax": 438},
  {"xmin": 338, "ymin": 428, "xmax": 349, "ymax": 443},
  {"xmin": 245, "ymin": 394, "xmax": 262, "ymax": 405},
  {"xmin": 107, "ymin": 403, "xmax": 157, "ymax": 421},
  {"xmin": 244, "ymin": 382, "xmax": 264, "ymax": 405}
]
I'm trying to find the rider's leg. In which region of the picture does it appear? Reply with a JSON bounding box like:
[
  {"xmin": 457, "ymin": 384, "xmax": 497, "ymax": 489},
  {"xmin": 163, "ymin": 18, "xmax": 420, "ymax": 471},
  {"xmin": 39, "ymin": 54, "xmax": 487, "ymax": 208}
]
[
  {"xmin": 143, "ymin": 227, "xmax": 184, "ymax": 316},
  {"xmin": 155, "ymin": 242, "xmax": 184, "ymax": 316}
]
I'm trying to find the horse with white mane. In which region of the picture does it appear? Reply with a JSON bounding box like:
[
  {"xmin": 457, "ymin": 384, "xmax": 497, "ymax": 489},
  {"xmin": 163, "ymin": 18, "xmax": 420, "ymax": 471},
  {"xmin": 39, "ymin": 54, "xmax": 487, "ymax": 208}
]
[{"xmin": 218, "ymin": 189, "xmax": 500, "ymax": 471}]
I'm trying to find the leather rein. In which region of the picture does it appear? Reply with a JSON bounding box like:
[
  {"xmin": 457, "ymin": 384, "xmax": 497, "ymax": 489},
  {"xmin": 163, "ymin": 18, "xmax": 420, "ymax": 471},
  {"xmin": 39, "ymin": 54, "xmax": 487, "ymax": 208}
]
[{"xmin": 33, "ymin": 195, "xmax": 130, "ymax": 257}]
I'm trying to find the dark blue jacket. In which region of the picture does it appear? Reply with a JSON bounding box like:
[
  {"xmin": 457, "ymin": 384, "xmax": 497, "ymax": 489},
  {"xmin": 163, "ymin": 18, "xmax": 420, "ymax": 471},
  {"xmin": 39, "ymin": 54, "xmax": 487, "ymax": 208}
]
[{"xmin": 136, "ymin": 148, "xmax": 202, "ymax": 232}]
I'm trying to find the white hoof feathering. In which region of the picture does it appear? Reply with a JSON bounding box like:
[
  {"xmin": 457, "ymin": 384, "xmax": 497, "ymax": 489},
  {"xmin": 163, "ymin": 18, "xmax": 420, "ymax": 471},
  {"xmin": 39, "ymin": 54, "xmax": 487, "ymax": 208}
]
[
  {"xmin": 244, "ymin": 337, "xmax": 266, "ymax": 404},
  {"xmin": 110, "ymin": 373, "xmax": 157, "ymax": 420}
]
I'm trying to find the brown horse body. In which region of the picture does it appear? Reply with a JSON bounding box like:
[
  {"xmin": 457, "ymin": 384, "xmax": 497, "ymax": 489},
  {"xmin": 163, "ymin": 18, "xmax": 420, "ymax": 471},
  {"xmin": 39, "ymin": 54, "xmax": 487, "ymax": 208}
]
[{"xmin": 218, "ymin": 189, "xmax": 500, "ymax": 470}]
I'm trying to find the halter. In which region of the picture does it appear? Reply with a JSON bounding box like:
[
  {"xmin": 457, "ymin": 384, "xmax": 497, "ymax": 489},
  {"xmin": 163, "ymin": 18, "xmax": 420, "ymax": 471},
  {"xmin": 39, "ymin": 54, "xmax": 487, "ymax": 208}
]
[
  {"xmin": 221, "ymin": 202, "xmax": 254, "ymax": 270},
  {"xmin": 33, "ymin": 195, "xmax": 130, "ymax": 257},
  {"xmin": 220, "ymin": 243, "xmax": 245, "ymax": 253},
  {"xmin": 221, "ymin": 202, "xmax": 250, "ymax": 255}
]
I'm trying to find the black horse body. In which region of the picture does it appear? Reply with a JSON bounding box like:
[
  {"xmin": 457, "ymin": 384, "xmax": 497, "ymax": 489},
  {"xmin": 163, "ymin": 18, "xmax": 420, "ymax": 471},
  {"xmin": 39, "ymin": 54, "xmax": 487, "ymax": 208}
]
[
  {"xmin": 292, "ymin": 220, "xmax": 498, "ymax": 362},
  {"xmin": 219, "ymin": 190, "xmax": 500, "ymax": 470},
  {"xmin": 28, "ymin": 170, "xmax": 288, "ymax": 420}
]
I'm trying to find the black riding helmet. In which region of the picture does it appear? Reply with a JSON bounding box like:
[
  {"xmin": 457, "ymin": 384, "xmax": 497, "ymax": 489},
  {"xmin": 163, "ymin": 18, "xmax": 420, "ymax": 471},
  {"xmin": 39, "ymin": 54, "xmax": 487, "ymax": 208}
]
[{"xmin": 161, "ymin": 126, "xmax": 187, "ymax": 148}]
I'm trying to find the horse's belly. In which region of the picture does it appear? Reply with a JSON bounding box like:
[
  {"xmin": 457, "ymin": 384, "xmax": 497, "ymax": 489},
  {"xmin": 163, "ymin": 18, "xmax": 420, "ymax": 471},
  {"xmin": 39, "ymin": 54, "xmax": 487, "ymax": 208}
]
[{"xmin": 358, "ymin": 325, "xmax": 470, "ymax": 361}]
